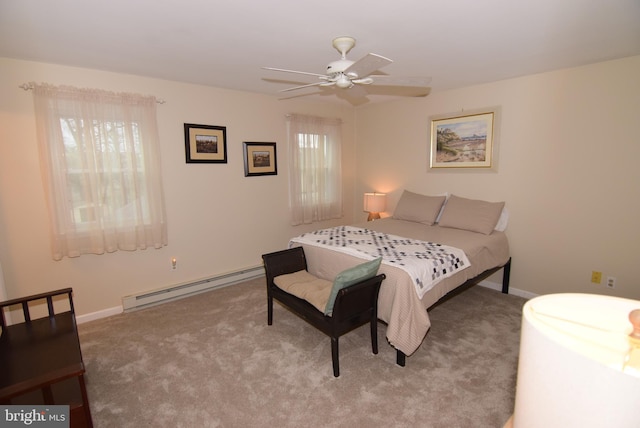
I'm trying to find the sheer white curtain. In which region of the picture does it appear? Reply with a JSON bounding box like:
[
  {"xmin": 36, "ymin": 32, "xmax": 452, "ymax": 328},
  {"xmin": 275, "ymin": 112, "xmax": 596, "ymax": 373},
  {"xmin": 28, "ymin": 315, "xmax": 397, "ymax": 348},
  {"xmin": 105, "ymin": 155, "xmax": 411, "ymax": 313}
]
[
  {"xmin": 32, "ymin": 83, "xmax": 168, "ymax": 260},
  {"xmin": 286, "ymin": 114, "xmax": 342, "ymax": 225}
]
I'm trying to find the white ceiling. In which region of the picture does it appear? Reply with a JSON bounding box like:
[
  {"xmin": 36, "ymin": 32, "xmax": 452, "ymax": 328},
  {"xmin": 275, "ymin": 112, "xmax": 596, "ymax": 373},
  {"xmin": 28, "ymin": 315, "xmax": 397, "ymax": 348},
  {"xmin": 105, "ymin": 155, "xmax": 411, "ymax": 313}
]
[{"xmin": 1, "ymin": 0, "xmax": 639, "ymax": 105}]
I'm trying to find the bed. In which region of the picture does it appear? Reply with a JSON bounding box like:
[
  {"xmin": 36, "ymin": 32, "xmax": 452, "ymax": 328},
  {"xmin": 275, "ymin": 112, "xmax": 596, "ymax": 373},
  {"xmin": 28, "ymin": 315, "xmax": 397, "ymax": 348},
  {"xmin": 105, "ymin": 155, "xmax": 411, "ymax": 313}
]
[{"xmin": 288, "ymin": 191, "xmax": 511, "ymax": 365}]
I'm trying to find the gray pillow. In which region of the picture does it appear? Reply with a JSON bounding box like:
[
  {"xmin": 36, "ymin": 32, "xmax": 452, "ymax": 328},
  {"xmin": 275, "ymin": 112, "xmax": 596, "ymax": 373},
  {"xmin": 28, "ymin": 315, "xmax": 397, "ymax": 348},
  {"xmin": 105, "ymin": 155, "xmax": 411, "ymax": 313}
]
[
  {"xmin": 438, "ymin": 195, "xmax": 505, "ymax": 235},
  {"xmin": 393, "ymin": 190, "xmax": 446, "ymax": 225}
]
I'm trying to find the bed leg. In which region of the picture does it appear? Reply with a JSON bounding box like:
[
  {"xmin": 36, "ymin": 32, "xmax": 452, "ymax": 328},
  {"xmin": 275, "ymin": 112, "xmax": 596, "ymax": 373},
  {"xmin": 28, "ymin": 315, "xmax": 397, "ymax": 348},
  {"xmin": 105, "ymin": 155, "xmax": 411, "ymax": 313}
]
[
  {"xmin": 501, "ymin": 258, "xmax": 512, "ymax": 294},
  {"xmin": 396, "ymin": 350, "xmax": 406, "ymax": 367}
]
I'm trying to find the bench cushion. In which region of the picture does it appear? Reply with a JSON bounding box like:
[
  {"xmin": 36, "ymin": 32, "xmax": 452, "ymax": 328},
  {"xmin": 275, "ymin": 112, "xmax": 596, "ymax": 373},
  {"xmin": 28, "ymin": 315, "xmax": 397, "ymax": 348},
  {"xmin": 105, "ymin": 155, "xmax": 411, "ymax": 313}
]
[
  {"xmin": 273, "ymin": 257, "xmax": 382, "ymax": 317},
  {"xmin": 273, "ymin": 270, "xmax": 333, "ymax": 313}
]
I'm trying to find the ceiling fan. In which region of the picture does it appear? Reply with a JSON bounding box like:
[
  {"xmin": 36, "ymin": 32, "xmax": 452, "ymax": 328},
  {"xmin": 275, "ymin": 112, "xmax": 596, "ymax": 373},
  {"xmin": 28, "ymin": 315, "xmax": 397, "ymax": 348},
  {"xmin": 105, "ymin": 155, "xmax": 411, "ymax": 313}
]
[{"xmin": 262, "ymin": 36, "xmax": 431, "ymax": 103}]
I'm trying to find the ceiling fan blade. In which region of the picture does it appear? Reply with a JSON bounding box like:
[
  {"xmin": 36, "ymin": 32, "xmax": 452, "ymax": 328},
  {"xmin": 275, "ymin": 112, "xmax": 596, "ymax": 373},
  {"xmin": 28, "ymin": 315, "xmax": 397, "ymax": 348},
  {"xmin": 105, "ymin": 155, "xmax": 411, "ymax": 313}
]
[
  {"xmin": 280, "ymin": 81, "xmax": 333, "ymax": 93},
  {"xmin": 278, "ymin": 91, "xmax": 323, "ymax": 101},
  {"xmin": 364, "ymin": 85, "xmax": 432, "ymax": 97},
  {"xmin": 262, "ymin": 77, "xmax": 319, "ymax": 86},
  {"xmin": 352, "ymin": 77, "xmax": 374, "ymax": 85},
  {"xmin": 278, "ymin": 86, "xmax": 344, "ymax": 99},
  {"xmin": 276, "ymin": 86, "xmax": 371, "ymax": 106},
  {"xmin": 262, "ymin": 67, "xmax": 327, "ymax": 79},
  {"xmin": 344, "ymin": 53, "xmax": 392, "ymax": 79},
  {"xmin": 339, "ymin": 93, "xmax": 370, "ymax": 106},
  {"xmin": 321, "ymin": 86, "xmax": 371, "ymax": 106},
  {"xmin": 369, "ymin": 75, "xmax": 432, "ymax": 87},
  {"xmin": 346, "ymin": 84, "xmax": 369, "ymax": 98}
]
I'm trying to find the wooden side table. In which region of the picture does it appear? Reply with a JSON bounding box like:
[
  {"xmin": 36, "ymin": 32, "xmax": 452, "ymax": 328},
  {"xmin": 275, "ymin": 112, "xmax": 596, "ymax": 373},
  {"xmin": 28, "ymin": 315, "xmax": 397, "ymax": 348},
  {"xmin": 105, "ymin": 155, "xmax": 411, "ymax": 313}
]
[{"xmin": 0, "ymin": 288, "xmax": 93, "ymax": 428}]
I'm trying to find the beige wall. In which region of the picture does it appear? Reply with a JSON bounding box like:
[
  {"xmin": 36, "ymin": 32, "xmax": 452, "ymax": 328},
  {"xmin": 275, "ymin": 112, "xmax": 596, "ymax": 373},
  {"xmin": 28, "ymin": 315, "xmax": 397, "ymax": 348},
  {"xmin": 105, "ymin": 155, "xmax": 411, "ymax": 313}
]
[
  {"xmin": 355, "ymin": 55, "xmax": 640, "ymax": 299},
  {"xmin": 0, "ymin": 58, "xmax": 357, "ymax": 316},
  {"xmin": 1, "ymin": 55, "xmax": 639, "ymax": 320}
]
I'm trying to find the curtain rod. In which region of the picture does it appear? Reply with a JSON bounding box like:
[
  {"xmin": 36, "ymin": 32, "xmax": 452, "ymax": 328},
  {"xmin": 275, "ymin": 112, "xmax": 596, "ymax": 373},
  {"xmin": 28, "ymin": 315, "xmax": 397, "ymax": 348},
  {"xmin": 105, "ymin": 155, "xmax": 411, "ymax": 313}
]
[
  {"xmin": 285, "ymin": 113, "xmax": 342, "ymax": 123},
  {"xmin": 18, "ymin": 83, "xmax": 166, "ymax": 104}
]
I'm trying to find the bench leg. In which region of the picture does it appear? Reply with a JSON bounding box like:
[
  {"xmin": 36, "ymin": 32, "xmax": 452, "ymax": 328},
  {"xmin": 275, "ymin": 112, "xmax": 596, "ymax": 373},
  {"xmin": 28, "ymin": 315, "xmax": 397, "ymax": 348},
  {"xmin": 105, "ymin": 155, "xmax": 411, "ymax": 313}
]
[
  {"xmin": 78, "ymin": 374, "xmax": 94, "ymax": 428},
  {"xmin": 501, "ymin": 258, "xmax": 512, "ymax": 294},
  {"xmin": 370, "ymin": 318, "xmax": 378, "ymax": 355},
  {"xmin": 267, "ymin": 295, "xmax": 273, "ymax": 325},
  {"xmin": 331, "ymin": 337, "xmax": 340, "ymax": 377},
  {"xmin": 42, "ymin": 385, "xmax": 54, "ymax": 404},
  {"xmin": 396, "ymin": 350, "xmax": 406, "ymax": 367}
]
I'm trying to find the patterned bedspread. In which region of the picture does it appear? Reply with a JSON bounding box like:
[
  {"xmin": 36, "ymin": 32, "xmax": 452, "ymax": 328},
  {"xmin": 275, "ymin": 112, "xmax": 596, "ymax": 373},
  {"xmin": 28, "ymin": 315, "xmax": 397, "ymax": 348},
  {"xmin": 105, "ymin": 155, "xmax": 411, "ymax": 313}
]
[{"xmin": 289, "ymin": 226, "xmax": 470, "ymax": 299}]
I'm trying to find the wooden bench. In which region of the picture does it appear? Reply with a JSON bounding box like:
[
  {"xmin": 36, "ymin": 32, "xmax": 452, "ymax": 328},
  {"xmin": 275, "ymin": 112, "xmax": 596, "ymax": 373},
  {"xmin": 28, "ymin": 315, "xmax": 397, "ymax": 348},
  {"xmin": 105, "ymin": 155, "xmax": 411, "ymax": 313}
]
[
  {"xmin": 0, "ymin": 288, "xmax": 93, "ymax": 428},
  {"xmin": 262, "ymin": 247, "xmax": 385, "ymax": 377}
]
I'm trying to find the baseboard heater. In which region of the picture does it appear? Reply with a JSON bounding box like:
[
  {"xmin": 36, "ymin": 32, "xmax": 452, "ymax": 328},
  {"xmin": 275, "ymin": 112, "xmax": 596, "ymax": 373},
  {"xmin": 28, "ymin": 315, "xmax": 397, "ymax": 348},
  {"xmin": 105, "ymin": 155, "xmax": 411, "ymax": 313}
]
[{"xmin": 122, "ymin": 265, "xmax": 264, "ymax": 311}]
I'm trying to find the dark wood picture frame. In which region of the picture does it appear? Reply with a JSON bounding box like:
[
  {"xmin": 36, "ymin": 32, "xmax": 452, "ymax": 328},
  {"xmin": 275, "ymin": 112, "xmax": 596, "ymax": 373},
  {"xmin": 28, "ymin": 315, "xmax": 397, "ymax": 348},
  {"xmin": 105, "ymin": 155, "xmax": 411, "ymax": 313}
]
[
  {"xmin": 184, "ymin": 123, "xmax": 227, "ymax": 163},
  {"xmin": 243, "ymin": 142, "xmax": 277, "ymax": 177}
]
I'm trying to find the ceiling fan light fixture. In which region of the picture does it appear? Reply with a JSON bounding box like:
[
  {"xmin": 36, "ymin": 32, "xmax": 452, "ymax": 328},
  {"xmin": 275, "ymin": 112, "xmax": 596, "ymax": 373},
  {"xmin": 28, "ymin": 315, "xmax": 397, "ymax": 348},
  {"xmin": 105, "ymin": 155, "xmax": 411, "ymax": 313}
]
[{"xmin": 335, "ymin": 74, "xmax": 352, "ymax": 89}]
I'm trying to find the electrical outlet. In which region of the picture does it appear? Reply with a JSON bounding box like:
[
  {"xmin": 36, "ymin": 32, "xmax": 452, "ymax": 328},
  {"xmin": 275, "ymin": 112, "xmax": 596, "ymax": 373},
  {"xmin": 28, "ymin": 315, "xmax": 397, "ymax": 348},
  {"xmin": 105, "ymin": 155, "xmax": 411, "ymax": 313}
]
[
  {"xmin": 591, "ymin": 271, "xmax": 602, "ymax": 284},
  {"xmin": 606, "ymin": 276, "xmax": 616, "ymax": 289}
]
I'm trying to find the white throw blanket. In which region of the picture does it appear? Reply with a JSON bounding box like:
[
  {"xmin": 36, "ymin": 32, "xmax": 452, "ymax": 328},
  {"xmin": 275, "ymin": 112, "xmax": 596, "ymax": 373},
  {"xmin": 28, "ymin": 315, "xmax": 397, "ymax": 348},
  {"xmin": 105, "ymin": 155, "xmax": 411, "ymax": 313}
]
[{"xmin": 289, "ymin": 226, "xmax": 470, "ymax": 299}]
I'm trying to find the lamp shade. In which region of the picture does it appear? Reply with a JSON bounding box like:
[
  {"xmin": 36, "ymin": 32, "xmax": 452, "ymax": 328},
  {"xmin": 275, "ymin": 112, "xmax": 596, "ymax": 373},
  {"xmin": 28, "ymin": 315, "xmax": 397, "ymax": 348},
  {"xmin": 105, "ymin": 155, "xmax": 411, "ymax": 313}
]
[
  {"xmin": 512, "ymin": 293, "xmax": 640, "ymax": 427},
  {"xmin": 363, "ymin": 193, "xmax": 386, "ymax": 213}
]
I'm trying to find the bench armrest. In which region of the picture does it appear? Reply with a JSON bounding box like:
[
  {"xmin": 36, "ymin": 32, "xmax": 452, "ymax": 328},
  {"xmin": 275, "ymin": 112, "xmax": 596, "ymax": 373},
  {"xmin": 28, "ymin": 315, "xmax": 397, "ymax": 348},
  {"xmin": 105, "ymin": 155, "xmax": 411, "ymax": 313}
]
[
  {"xmin": 0, "ymin": 288, "xmax": 74, "ymax": 328},
  {"xmin": 262, "ymin": 247, "xmax": 308, "ymax": 284}
]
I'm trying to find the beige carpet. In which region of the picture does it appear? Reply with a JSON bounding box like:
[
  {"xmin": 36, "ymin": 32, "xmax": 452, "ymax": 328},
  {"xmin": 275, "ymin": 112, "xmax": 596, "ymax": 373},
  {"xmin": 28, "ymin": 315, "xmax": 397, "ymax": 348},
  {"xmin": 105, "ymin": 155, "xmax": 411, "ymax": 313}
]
[{"xmin": 78, "ymin": 277, "xmax": 527, "ymax": 427}]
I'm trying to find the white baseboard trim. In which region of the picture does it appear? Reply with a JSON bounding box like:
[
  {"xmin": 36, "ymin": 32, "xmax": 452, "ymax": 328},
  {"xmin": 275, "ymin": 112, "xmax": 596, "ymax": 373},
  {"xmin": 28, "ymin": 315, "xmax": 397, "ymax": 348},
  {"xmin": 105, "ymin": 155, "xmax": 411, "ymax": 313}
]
[
  {"xmin": 478, "ymin": 280, "xmax": 537, "ymax": 300},
  {"xmin": 77, "ymin": 305, "xmax": 123, "ymax": 324},
  {"xmin": 76, "ymin": 279, "xmax": 536, "ymax": 325},
  {"xmin": 122, "ymin": 265, "xmax": 264, "ymax": 311}
]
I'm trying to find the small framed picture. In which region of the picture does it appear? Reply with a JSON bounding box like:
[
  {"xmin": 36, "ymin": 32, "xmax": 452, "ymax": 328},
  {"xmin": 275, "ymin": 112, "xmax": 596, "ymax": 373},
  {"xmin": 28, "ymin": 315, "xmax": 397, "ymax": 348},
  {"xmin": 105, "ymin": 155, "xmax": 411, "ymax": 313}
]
[
  {"xmin": 184, "ymin": 123, "xmax": 227, "ymax": 163},
  {"xmin": 243, "ymin": 142, "xmax": 277, "ymax": 177},
  {"xmin": 429, "ymin": 109, "xmax": 497, "ymax": 169}
]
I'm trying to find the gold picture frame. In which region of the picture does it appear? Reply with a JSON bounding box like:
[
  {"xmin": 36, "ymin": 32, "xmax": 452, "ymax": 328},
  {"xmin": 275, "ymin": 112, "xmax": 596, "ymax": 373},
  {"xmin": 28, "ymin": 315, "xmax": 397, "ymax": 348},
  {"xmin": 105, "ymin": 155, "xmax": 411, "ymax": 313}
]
[
  {"xmin": 184, "ymin": 123, "xmax": 227, "ymax": 163},
  {"xmin": 429, "ymin": 109, "xmax": 498, "ymax": 169},
  {"xmin": 243, "ymin": 142, "xmax": 277, "ymax": 177}
]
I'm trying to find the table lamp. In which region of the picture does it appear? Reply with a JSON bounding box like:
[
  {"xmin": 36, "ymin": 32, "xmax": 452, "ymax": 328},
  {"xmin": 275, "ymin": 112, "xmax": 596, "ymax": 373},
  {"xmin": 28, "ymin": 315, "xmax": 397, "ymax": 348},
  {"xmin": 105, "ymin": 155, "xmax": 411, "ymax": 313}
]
[
  {"xmin": 511, "ymin": 293, "xmax": 640, "ymax": 427},
  {"xmin": 363, "ymin": 193, "xmax": 386, "ymax": 221}
]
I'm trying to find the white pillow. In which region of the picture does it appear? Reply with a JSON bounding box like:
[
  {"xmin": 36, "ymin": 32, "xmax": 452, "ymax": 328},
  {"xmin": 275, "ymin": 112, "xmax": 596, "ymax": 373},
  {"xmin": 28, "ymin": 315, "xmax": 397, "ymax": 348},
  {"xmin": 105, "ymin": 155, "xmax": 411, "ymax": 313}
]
[
  {"xmin": 434, "ymin": 192, "xmax": 450, "ymax": 223},
  {"xmin": 494, "ymin": 207, "xmax": 509, "ymax": 232}
]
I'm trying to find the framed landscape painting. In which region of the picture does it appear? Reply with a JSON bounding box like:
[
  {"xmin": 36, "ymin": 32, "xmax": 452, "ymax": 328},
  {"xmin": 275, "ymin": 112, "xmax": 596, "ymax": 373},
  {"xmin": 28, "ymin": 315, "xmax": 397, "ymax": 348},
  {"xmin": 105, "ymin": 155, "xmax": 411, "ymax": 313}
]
[
  {"xmin": 184, "ymin": 123, "xmax": 227, "ymax": 163},
  {"xmin": 429, "ymin": 110, "xmax": 496, "ymax": 169}
]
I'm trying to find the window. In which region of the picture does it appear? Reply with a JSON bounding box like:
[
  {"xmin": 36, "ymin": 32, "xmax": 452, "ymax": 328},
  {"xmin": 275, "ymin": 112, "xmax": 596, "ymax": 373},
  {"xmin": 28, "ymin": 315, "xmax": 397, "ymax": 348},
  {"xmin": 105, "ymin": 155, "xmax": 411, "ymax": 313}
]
[
  {"xmin": 32, "ymin": 84, "xmax": 167, "ymax": 260},
  {"xmin": 286, "ymin": 114, "xmax": 342, "ymax": 225}
]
